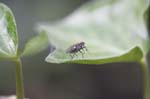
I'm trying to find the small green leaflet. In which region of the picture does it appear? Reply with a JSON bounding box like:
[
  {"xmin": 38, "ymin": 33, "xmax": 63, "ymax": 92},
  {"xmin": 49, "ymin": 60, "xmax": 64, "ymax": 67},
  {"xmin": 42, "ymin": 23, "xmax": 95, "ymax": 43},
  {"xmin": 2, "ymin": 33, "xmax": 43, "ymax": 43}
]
[
  {"xmin": 21, "ymin": 32, "xmax": 49, "ymax": 57},
  {"xmin": 0, "ymin": 3, "xmax": 18, "ymax": 59}
]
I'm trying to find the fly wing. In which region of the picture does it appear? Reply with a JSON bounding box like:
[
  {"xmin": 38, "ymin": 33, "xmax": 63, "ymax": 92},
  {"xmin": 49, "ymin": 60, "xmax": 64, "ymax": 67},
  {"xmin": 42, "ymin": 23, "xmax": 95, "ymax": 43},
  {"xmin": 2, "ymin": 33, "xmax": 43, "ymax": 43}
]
[
  {"xmin": 66, "ymin": 44, "xmax": 77, "ymax": 53},
  {"xmin": 66, "ymin": 45, "xmax": 73, "ymax": 53}
]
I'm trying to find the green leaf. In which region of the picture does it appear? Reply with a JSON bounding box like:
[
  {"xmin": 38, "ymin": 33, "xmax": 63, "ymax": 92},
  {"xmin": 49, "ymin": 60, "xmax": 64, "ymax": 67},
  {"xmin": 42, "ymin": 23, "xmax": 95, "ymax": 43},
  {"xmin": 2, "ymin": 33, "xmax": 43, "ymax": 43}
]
[
  {"xmin": 21, "ymin": 32, "xmax": 49, "ymax": 57},
  {"xmin": 0, "ymin": 3, "xmax": 18, "ymax": 59},
  {"xmin": 36, "ymin": 0, "xmax": 150, "ymax": 64}
]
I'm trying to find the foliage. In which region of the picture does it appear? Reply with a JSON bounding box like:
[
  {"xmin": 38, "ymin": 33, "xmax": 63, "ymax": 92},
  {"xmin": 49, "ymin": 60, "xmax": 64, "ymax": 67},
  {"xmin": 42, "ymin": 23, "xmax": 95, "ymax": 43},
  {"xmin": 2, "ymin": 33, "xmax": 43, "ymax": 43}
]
[
  {"xmin": 0, "ymin": 3, "xmax": 49, "ymax": 60},
  {"xmin": 36, "ymin": 0, "xmax": 150, "ymax": 64}
]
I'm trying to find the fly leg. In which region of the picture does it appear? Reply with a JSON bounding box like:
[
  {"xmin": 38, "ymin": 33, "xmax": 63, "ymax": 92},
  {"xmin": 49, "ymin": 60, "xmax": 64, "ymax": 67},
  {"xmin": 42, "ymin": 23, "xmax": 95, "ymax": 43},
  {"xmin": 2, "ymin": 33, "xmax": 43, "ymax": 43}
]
[
  {"xmin": 79, "ymin": 50, "xmax": 84, "ymax": 58},
  {"xmin": 83, "ymin": 46, "xmax": 88, "ymax": 51},
  {"xmin": 69, "ymin": 54, "xmax": 74, "ymax": 59},
  {"xmin": 81, "ymin": 46, "xmax": 88, "ymax": 53},
  {"xmin": 70, "ymin": 53, "xmax": 78, "ymax": 59},
  {"xmin": 74, "ymin": 52, "xmax": 78, "ymax": 58}
]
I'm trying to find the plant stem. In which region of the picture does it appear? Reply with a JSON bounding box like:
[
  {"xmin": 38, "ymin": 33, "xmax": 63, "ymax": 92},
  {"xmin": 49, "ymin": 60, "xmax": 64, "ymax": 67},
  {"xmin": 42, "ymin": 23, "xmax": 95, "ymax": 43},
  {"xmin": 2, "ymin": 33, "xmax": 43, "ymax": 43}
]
[
  {"xmin": 140, "ymin": 57, "xmax": 150, "ymax": 99},
  {"xmin": 14, "ymin": 58, "xmax": 24, "ymax": 99}
]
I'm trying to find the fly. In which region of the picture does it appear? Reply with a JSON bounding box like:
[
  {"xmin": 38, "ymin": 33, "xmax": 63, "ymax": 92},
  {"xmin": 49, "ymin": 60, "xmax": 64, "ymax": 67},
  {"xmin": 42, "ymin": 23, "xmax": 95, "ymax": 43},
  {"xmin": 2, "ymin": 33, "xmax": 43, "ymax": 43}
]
[{"xmin": 66, "ymin": 41, "xmax": 87, "ymax": 59}]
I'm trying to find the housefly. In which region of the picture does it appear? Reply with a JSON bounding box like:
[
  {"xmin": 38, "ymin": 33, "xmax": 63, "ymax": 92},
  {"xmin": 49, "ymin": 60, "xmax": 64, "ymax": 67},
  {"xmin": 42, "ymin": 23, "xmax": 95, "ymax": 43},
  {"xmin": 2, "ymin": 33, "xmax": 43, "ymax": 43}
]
[{"xmin": 66, "ymin": 41, "xmax": 87, "ymax": 59}]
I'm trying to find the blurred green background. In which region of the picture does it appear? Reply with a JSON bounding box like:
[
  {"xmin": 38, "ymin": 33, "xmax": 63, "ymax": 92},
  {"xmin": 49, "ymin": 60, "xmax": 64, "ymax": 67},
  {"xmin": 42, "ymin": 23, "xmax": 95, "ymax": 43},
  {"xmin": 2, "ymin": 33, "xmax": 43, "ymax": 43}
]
[{"xmin": 0, "ymin": 0, "xmax": 144, "ymax": 99}]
